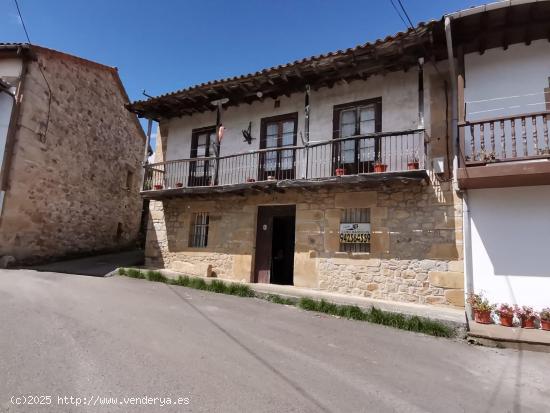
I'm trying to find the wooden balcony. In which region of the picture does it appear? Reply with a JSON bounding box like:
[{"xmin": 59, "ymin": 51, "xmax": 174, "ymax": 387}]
[
  {"xmin": 458, "ymin": 111, "xmax": 550, "ymax": 189},
  {"xmin": 142, "ymin": 129, "xmax": 427, "ymax": 198}
]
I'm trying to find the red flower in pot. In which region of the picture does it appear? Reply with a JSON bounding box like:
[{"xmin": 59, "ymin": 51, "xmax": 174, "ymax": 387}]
[
  {"xmin": 495, "ymin": 303, "xmax": 515, "ymax": 327},
  {"xmin": 540, "ymin": 308, "xmax": 550, "ymax": 331},
  {"xmin": 407, "ymin": 158, "xmax": 420, "ymax": 170},
  {"xmin": 153, "ymin": 184, "xmax": 163, "ymax": 190},
  {"xmin": 466, "ymin": 292, "xmax": 495, "ymax": 324},
  {"xmin": 335, "ymin": 168, "xmax": 345, "ymax": 176},
  {"xmin": 175, "ymin": 182, "xmax": 184, "ymax": 188},
  {"xmin": 514, "ymin": 305, "xmax": 538, "ymax": 329}
]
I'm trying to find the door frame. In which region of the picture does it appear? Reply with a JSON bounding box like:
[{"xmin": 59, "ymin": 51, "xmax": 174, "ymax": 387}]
[
  {"xmin": 332, "ymin": 98, "xmax": 382, "ymax": 174},
  {"xmin": 259, "ymin": 112, "xmax": 298, "ymax": 180},
  {"xmin": 253, "ymin": 205, "xmax": 296, "ymax": 284},
  {"xmin": 188, "ymin": 125, "xmax": 216, "ymax": 187}
]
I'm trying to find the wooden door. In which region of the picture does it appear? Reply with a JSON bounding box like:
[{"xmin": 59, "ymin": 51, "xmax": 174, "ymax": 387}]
[{"xmin": 259, "ymin": 113, "xmax": 298, "ymax": 181}]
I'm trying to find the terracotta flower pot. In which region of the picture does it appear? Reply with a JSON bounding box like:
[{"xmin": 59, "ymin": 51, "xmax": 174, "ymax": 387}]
[
  {"xmin": 175, "ymin": 183, "xmax": 183, "ymax": 188},
  {"xmin": 541, "ymin": 320, "xmax": 550, "ymax": 331},
  {"xmin": 521, "ymin": 318, "xmax": 537, "ymax": 329},
  {"xmin": 499, "ymin": 314, "xmax": 514, "ymax": 327},
  {"xmin": 374, "ymin": 164, "xmax": 388, "ymax": 173},
  {"xmin": 407, "ymin": 161, "xmax": 419, "ymax": 170},
  {"xmin": 335, "ymin": 168, "xmax": 345, "ymax": 176},
  {"xmin": 246, "ymin": 178, "xmax": 256, "ymax": 183},
  {"xmin": 474, "ymin": 309, "xmax": 492, "ymax": 324},
  {"xmin": 153, "ymin": 184, "xmax": 163, "ymax": 190}
]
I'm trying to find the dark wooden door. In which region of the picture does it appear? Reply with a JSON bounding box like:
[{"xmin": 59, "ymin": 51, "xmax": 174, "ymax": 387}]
[
  {"xmin": 188, "ymin": 127, "xmax": 216, "ymax": 187},
  {"xmin": 254, "ymin": 205, "xmax": 296, "ymax": 284}
]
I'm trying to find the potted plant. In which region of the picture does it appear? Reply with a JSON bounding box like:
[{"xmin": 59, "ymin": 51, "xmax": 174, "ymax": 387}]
[
  {"xmin": 267, "ymin": 175, "xmax": 276, "ymax": 181},
  {"xmin": 153, "ymin": 184, "xmax": 163, "ymax": 190},
  {"xmin": 467, "ymin": 292, "xmax": 495, "ymax": 324},
  {"xmin": 373, "ymin": 160, "xmax": 387, "ymax": 173},
  {"xmin": 541, "ymin": 308, "xmax": 550, "ymax": 331},
  {"xmin": 407, "ymin": 157, "xmax": 420, "ymax": 170},
  {"xmin": 495, "ymin": 303, "xmax": 515, "ymax": 327},
  {"xmin": 514, "ymin": 305, "xmax": 538, "ymax": 329},
  {"xmin": 335, "ymin": 167, "xmax": 345, "ymax": 176},
  {"xmin": 246, "ymin": 178, "xmax": 256, "ymax": 183},
  {"xmin": 175, "ymin": 182, "xmax": 184, "ymax": 188}
]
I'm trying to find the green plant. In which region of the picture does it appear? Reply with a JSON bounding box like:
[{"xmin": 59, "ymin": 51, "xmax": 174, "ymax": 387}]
[
  {"xmin": 265, "ymin": 295, "xmax": 295, "ymax": 305},
  {"xmin": 126, "ymin": 268, "xmax": 145, "ymax": 279},
  {"xmin": 146, "ymin": 270, "xmax": 167, "ymax": 282},
  {"xmin": 466, "ymin": 292, "xmax": 495, "ymax": 312},
  {"xmin": 118, "ymin": 268, "xmax": 127, "ymax": 276},
  {"xmin": 514, "ymin": 305, "xmax": 538, "ymax": 321}
]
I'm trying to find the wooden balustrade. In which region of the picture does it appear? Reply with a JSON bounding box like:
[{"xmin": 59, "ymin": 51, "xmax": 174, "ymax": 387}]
[{"xmin": 459, "ymin": 111, "xmax": 550, "ymax": 165}]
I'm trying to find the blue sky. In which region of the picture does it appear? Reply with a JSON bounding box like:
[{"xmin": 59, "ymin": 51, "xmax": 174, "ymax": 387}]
[{"xmin": 2, "ymin": 0, "xmax": 477, "ymax": 102}]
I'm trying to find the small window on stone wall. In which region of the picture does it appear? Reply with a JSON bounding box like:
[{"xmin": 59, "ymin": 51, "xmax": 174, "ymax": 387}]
[
  {"xmin": 125, "ymin": 170, "xmax": 134, "ymax": 190},
  {"xmin": 190, "ymin": 212, "xmax": 209, "ymax": 248},
  {"xmin": 339, "ymin": 208, "xmax": 370, "ymax": 253}
]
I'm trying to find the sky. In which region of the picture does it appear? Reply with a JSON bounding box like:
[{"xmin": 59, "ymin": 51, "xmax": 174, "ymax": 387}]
[{"xmin": 1, "ymin": 0, "xmax": 477, "ymax": 139}]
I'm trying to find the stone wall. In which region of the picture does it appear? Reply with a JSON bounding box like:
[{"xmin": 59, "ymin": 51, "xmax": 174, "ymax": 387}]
[
  {"xmin": 145, "ymin": 177, "xmax": 465, "ymax": 307},
  {"xmin": 0, "ymin": 48, "xmax": 145, "ymax": 263}
]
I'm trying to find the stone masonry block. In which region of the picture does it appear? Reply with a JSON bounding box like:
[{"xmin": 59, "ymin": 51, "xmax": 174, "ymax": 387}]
[{"xmin": 428, "ymin": 271, "xmax": 464, "ymax": 289}]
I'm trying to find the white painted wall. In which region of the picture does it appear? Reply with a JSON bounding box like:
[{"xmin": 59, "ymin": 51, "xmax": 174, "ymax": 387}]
[
  {"xmin": 469, "ymin": 186, "xmax": 550, "ymax": 310},
  {"xmin": 465, "ymin": 40, "xmax": 550, "ymax": 121},
  {"xmin": 162, "ymin": 70, "xmax": 423, "ymax": 186},
  {"xmin": 464, "ymin": 40, "xmax": 550, "ymax": 158}
]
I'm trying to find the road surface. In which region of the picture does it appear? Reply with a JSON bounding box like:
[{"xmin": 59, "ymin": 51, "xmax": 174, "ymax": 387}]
[{"xmin": 1, "ymin": 269, "xmax": 549, "ymax": 412}]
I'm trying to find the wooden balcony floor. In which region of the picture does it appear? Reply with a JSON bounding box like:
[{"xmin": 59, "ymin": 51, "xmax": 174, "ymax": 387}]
[{"xmin": 141, "ymin": 169, "xmax": 429, "ymax": 199}]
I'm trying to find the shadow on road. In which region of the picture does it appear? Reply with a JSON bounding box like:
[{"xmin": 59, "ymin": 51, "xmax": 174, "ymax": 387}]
[{"xmin": 25, "ymin": 250, "xmax": 144, "ymax": 277}]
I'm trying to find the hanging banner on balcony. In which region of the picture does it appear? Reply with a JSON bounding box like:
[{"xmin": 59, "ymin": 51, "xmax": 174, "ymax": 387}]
[{"xmin": 339, "ymin": 223, "xmax": 371, "ymax": 244}]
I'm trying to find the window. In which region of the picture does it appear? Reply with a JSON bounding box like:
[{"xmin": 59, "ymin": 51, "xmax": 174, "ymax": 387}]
[
  {"xmin": 189, "ymin": 127, "xmax": 216, "ymax": 186},
  {"xmin": 125, "ymin": 170, "xmax": 134, "ymax": 190},
  {"xmin": 339, "ymin": 208, "xmax": 370, "ymax": 253},
  {"xmin": 190, "ymin": 212, "xmax": 209, "ymax": 248},
  {"xmin": 333, "ymin": 98, "xmax": 381, "ymax": 174},
  {"xmin": 259, "ymin": 113, "xmax": 298, "ymax": 180}
]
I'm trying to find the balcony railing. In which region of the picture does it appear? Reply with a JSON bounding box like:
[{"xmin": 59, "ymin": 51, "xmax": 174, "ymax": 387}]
[
  {"xmin": 143, "ymin": 129, "xmax": 425, "ymax": 191},
  {"xmin": 459, "ymin": 111, "xmax": 550, "ymax": 165}
]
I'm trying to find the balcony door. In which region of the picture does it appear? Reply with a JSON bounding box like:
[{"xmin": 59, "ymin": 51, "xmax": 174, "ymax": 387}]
[
  {"xmin": 259, "ymin": 113, "xmax": 298, "ymax": 181},
  {"xmin": 189, "ymin": 126, "xmax": 216, "ymax": 187},
  {"xmin": 333, "ymin": 98, "xmax": 381, "ymax": 175}
]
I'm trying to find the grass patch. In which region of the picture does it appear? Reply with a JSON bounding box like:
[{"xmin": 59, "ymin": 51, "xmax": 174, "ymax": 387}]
[
  {"xmin": 118, "ymin": 268, "xmax": 454, "ymax": 338},
  {"xmin": 298, "ymin": 298, "xmax": 454, "ymax": 338},
  {"xmin": 119, "ymin": 268, "xmax": 254, "ymax": 298},
  {"xmin": 265, "ymin": 294, "xmax": 295, "ymax": 305}
]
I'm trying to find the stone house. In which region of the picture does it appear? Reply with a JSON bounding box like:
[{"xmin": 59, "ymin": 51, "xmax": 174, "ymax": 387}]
[
  {"xmin": 0, "ymin": 44, "xmax": 145, "ymax": 264},
  {"xmin": 446, "ymin": 0, "xmax": 550, "ymax": 310},
  {"xmin": 128, "ymin": 20, "xmax": 465, "ymax": 307}
]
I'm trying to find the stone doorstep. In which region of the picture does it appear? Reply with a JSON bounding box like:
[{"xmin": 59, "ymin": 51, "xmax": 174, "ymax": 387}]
[
  {"xmin": 145, "ymin": 268, "xmax": 467, "ymax": 330},
  {"xmin": 468, "ymin": 320, "xmax": 550, "ymax": 353}
]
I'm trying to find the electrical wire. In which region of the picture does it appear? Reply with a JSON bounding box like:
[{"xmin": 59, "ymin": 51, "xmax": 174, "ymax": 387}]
[
  {"xmin": 389, "ymin": 0, "xmax": 409, "ymax": 29},
  {"xmin": 13, "ymin": 0, "xmax": 52, "ymax": 142}
]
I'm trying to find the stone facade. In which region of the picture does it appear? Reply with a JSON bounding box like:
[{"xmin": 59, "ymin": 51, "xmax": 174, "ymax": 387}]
[
  {"xmin": 0, "ymin": 46, "xmax": 145, "ymax": 264},
  {"xmin": 146, "ymin": 177, "xmax": 465, "ymax": 307}
]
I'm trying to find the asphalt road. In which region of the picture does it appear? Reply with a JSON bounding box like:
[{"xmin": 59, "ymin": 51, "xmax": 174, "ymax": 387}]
[{"xmin": 1, "ymin": 270, "xmax": 549, "ymax": 413}]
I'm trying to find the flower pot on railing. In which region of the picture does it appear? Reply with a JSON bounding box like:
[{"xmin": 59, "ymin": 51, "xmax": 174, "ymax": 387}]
[
  {"xmin": 335, "ymin": 168, "xmax": 345, "ymax": 176},
  {"xmin": 175, "ymin": 182, "xmax": 183, "ymax": 188},
  {"xmin": 153, "ymin": 184, "xmax": 163, "ymax": 190},
  {"xmin": 499, "ymin": 314, "xmax": 514, "ymax": 327},
  {"xmin": 541, "ymin": 320, "xmax": 550, "ymax": 331},
  {"xmin": 521, "ymin": 318, "xmax": 537, "ymax": 329},
  {"xmin": 407, "ymin": 161, "xmax": 419, "ymax": 170},
  {"xmin": 515, "ymin": 305, "xmax": 538, "ymax": 329},
  {"xmin": 267, "ymin": 176, "xmax": 276, "ymax": 181},
  {"xmin": 246, "ymin": 178, "xmax": 256, "ymax": 183},
  {"xmin": 373, "ymin": 163, "xmax": 387, "ymax": 173}
]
